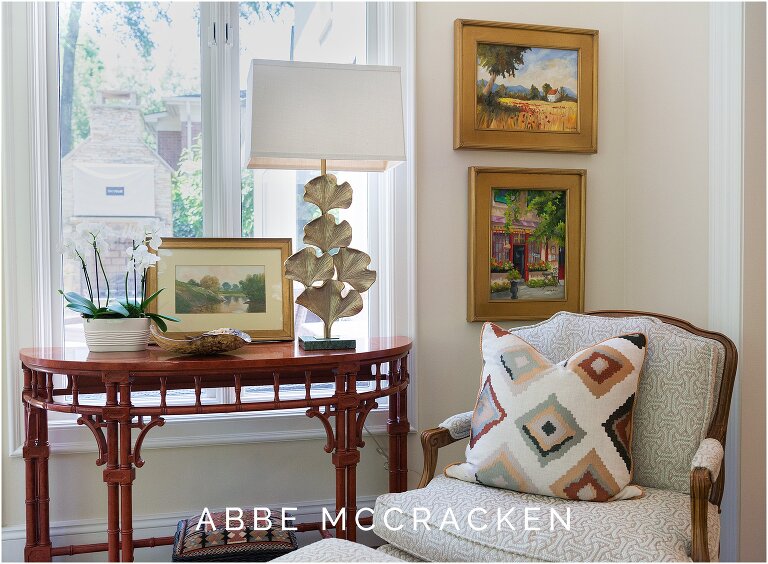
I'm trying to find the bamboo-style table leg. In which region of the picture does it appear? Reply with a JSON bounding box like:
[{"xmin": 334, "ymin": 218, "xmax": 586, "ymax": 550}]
[
  {"xmin": 103, "ymin": 379, "xmax": 121, "ymax": 562},
  {"xmin": 388, "ymin": 356, "xmax": 410, "ymax": 493},
  {"xmin": 118, "ymin": 379, "xmax": 136, "ymax": 562},
  {"xmin": 23, "ymin": 369, "xmax": 53, "ymax": 562},
  {"xmin": 330, "ymin": 365, "xmax": 362, "ymax": 542},
  {"xmin": 344, "ymin": 368, "xmax": 359, "ymax": 543}
]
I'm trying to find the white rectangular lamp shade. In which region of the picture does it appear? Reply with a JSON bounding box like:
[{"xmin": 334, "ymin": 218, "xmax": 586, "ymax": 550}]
[{"xmin": 244, "ymin": 60, "xmax": 406, "ymax": 172}]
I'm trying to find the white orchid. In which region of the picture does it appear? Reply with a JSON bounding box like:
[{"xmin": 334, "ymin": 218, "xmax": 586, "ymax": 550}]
[
  {"xmin": 141, "ymin": 222, "xmax": 164, "ymax": 251},
  {"xmin": 61, "ymin": 237, "xmax": 86, "ymax": 261},
  {"xmin": 135, "ymin": 252, "xmax": 160, "ymax": 272},
  {"xmin": 76, "ymin": 222, "xmax": 112, "ymax": 241},
  {"xmin": 60, "ymin": 221, "xmax": 178, "ymax": 330}
]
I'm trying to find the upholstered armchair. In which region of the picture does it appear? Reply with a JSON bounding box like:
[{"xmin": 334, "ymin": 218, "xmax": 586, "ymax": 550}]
[{"xmin": 373, "ymin": 311, "xmax": 737, "ymax": 562}]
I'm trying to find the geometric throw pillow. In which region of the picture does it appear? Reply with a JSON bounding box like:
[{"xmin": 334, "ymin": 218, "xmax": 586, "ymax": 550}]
[
  {"xmin": 445, "ymin": 322, "xmax": 648, "ymax": 502},
  {"xmin": 172, "ymin": 508, "xmax": 298, "ymax": 562}
]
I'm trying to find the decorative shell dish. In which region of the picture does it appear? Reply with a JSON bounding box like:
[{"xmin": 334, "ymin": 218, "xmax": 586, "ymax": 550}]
[{"xmin": 150, "ymin": 325, "xmax": 252, "ymax": 355}]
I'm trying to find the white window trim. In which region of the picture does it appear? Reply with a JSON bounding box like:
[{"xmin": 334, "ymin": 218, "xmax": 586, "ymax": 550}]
[{"xmin": 3, "ymin": 1, "xmax": 416, "ymax": 457}]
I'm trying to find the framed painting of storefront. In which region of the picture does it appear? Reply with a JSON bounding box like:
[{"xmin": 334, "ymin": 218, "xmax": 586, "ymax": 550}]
[
  {"xmin": 454, "ymin": 20, "xmax": 598, "ymax": 153},
  {"xmin": 468, "ymin": 167, "xmax": 585, "ymax": 321},
  {"xmin": 147, "ymin": 238, "xmax": 294, "ymax": 341}
]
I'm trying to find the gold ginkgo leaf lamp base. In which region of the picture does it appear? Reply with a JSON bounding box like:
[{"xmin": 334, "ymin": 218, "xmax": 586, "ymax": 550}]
[{"xmin": 244, "ymin": 61, "xmax": 405, "ymax": 349}]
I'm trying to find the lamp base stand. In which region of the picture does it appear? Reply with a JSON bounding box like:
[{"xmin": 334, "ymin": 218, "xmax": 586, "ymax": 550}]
[{"xmin": 299, "ymin": 336, "xmax": 357, "ymax": 351}]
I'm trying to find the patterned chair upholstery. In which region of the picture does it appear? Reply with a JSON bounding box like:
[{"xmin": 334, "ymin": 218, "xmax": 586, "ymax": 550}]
[{"xmin": 373, "ymin": 311, "xmax": 737, "ymax": 562}]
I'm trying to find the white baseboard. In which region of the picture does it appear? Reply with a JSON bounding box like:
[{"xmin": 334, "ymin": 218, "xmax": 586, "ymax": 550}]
[{"xmin": 2, "ymin": 495, "xmax": 380, "ymax": 562}]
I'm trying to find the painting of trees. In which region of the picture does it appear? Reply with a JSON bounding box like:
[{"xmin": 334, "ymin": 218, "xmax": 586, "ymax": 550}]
[
  {"xmin": 527, "ymin": 191, "xmax": 566, "ymax": 262},
  {"xmin": 477, "ymin": 43, "xmax": 531, "ymax": 98}
]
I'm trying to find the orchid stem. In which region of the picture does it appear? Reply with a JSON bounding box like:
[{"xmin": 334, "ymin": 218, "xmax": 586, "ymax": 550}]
[
  {"xmin": 78, "ymin": 254, "xmax": 94, "ymax": 302},
  {"xmin": 93, "ymin": 244, "xmax": 101, "ymax": 309},
  {"xmin": 97, "ymin": 246, "xmax": 110, "ymax": 305}
]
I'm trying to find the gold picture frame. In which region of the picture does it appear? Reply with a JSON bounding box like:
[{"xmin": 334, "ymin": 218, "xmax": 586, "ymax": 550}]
[
  {"xmin": 468, "ymin": 167, "xmax": 586, "ymax": 321},
  {"xmin": 147, "ymin": 238, "xmax": 294, "ymax": 341},
  {"xmin": 454, "ymin": 20, "xmax": 598, "ymax": 153}
]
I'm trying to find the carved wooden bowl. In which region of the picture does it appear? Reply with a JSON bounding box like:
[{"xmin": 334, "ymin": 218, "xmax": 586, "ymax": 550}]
[{"xmin": 150, "ymin": 326, "xmax": 252, "ymax": 354}]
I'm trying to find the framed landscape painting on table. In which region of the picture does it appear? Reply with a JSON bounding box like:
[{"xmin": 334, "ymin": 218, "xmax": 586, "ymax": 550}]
[
  {"xmin": 454, "ymin": 20, "xmax": 598, "ymax": 153},
  {"xmin": 147, "ymin": 238, "xmax": 294, "ymax": 341},
  {"xmin": 468, "ymin": 167, "xmax": 585, "ymax": 321}
]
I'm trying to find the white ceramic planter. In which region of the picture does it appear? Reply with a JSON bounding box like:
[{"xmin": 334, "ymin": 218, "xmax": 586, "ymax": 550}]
[{"xmin": 83, "ymin": 318, "xmax": 151, "ymax": 352}]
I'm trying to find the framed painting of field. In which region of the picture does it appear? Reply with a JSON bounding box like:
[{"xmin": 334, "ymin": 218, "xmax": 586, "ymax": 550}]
[
  {"xmin": 147, "ymin": 238, "xmax": 294, "ymax": 341},
  {"xmin": 455, "ymin": 20, "xmax": 598, "ymax": 153},
  {"xmin": 468, "ymin": 167, "xmax": 585, "ymax": 321}
]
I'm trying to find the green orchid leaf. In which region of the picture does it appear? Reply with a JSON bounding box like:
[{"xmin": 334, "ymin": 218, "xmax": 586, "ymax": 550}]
[
  {"xmin": 140, "ymin": 288, "xmax": 163, "ymax": 310},
  {"xmin": 120, "ymin": 301, "xmax": 143, "ymax": 315},
  {"xmin": 107, "ymin": 302, "xmax": 130, "ymax": 317},
  {"xmin": 92, "ymin": 310, "xmax": 122, "ymax": 319},
  {"xmin": 146, "ymin": 314, "xmax": 168, "ymax": 332},
  {"xmin": 153, "ymin": 313, "xmax": 180, "ymax": 323},
  {"xmin": 65, "ymin": 303, "xmax": 96, "ymax": 316},
  {"xmin": 63, "ymin": 292, "xmax": 97, "ymax": 311}
]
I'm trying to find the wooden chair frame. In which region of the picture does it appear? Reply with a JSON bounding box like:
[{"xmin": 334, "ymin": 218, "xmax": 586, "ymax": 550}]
[{"xmin": 417, "ymin": 311, "xmax": 738, "ymax": 563}]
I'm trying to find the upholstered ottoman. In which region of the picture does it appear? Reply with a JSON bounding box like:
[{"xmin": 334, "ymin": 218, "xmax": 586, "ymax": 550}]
[
  {"xmin": 172, "ymin": 508, "xmax": 298, "ymax": 562},
  {"xmin": 272, "ymin": 538, "xmax": 405, "ymax": 562}
]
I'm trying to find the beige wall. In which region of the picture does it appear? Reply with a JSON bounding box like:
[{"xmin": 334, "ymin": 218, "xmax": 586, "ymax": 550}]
[
  {"xmin": 740, "ymin": 2, "xmax": 766, "ymax": 561},
  {"xmin": 411, "ymin": 1, "xmax": 628, "ymax": 473},
  {"xmin": 412, "ymin": 2, "xmax": 761, "ymax": 561},
  {"xmin": 411, "ymin": 0, "xmax": 710, "ymax": 466},
  {"xmin": 622, "ymin": 4, "xmax": 710, "ymax": 325}
]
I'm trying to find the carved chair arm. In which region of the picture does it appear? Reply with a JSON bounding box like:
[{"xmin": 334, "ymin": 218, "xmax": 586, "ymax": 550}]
[
  {"xmin": 690, "ymin": 467, "xmax": 713, "ymax": 562},
  {"xmin": 690, "ymin": 438, "xmax": 723, "ymax": 562},
  {"xmin": 418, "ymin": 417, "xmax": 472, "ymax": 489}
]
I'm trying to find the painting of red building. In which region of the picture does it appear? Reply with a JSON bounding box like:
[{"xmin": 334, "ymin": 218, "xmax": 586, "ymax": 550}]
[{"xmin": 490, "ymin": 188, "xmax": 566, "ymax": 300}]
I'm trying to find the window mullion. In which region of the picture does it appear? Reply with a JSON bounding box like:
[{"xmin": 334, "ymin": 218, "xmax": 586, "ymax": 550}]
[{"xmin": 201, "ymin": 2, "xmax": 241, "ymax": 238}]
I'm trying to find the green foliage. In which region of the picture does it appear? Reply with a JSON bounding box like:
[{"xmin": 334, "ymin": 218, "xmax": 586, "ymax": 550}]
[
  {"xmin": 199, "ymin": 275, "xmax": 221, "ymax": 292},
  {"xmin": 490, "ymin": 258, "xmax": 516, "ymax": 273},
  {"xmin": 239, "ymin": 273, "xmax": 266, "ymax": 311},
  {"xmin": 70, "ymin": 37, "xmax": 104, "ymax": 147},
  {"xmin": 60, "ymin": 289, "xmax": 179, "ymax": 330},
  {"xmin": 541, "ymin": 82, "xmax": 552, "ymax": 100},
  {"xmin": 527, "ymin": 191, "xmax": 566, "ymax": 249},
  {"xmin": 242, "ymin": 169, "xmax": 254, "ymax": 237},
  {"xmin": 60, "ymin": 2, "xmax": 170, "ymax": 155},
  {"xmin": 507, "ymin": 268, "xmax": 522, "ymax": 281},
  {"xmin": 526, "ymin": 277, "xmax": 559, "ymax": 288},
  {"xmin": 477, "ymin": 44, "xmax": 530, "ymax": 79},
  {"xmin": 174, "ymin": 280, "xmax": 222, "ymax": 314},
  {"xmin": 502, "ymin": 190, "xmax": 522, "ymax": 233},
  {"xmin": 172, "ymin": 137, "xmax": 204, "ymax": 238},
  {"xmin": 240, "ymin": 2, "xmax": 293, "ymax": 22},
  {"xmin": 91, "ymin": 2, "xmax": 170, "ymax": 58},
  {"xmin": 528, "ymin": 260, "xmax": 553, "ymax": 272},
  {"xmin": 490, "ymin": 281, "xmax": 511, "ymax": 293},
  {"xmin": 528, "ymin": 84, "xmax": 540, "ymax": 100}
]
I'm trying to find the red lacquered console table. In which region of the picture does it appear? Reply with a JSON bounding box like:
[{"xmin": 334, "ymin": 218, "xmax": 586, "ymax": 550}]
[{"xmin": 19, "ymin": 337, "xmax": 411, "ymax": 562}]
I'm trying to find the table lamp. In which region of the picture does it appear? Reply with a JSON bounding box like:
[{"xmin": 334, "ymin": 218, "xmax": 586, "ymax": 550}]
[{"xmin": 243, "ymin": 60, "xmax": 406, "ymax": 350}]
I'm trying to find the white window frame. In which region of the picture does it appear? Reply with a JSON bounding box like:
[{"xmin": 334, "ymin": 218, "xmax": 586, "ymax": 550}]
[{"xmin": 3, "ymin": 1, "xmax": 416, "ymax": 457}]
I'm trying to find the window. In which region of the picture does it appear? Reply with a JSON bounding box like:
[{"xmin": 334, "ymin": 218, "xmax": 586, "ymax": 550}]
[
  {"xmin": 60, "ymin": 2, "xmax": 377, "ymax": 348},
  {"xmin": 59, "ymin": 2, "xmax": 203, "ymax": 348},
  {"xmin": 4, "ymin": 2, "xmax": 412, "ymax": 454}
]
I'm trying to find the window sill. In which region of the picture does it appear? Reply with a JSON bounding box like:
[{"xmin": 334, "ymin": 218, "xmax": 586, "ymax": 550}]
[{"xmin": 9, "ymin": 407, "xmax": 403, "ymax": 457}]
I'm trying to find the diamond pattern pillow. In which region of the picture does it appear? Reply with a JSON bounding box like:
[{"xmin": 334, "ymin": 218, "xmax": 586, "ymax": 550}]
[{"xmin": 446, "ymin": 323, "xmax": 648, "ymax": 502}]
